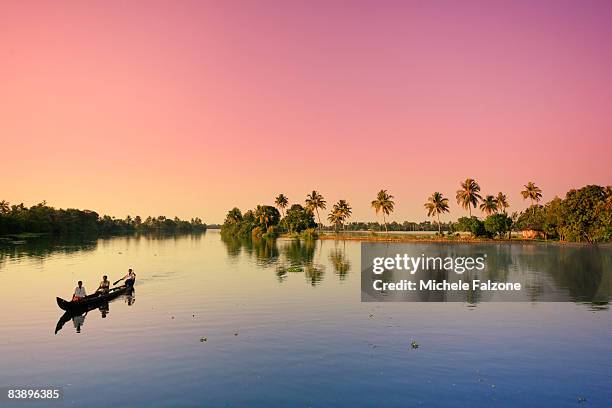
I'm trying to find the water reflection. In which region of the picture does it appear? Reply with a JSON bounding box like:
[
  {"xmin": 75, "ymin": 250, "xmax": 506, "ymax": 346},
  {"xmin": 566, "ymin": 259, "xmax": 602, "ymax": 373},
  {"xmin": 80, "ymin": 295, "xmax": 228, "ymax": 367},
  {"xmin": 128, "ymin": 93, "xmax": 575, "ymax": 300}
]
[
  {"xmin": 329, "ymin": 242, "xmax": 351, "ymax": 281},
  {"xmin": 220, "ymin": 235, "xmax": 279, "ymax": 266},
  {"xmin": 0, "ymin": 232, "xmax": 206, "ymax": 271},
  {"xmin": 222, "ymin": 236, "xmax": 338, "ymax": 285},
  {"xmin": 54, "ymin": 289, "xmax": 135, "ymax": 334},
  {"xmin": 0, "ymin": 235, "xmax": 98, "ymax": 270},
  {"xmin": 3, "ymin": 231, "xmax": 612, "ymax": 407},
  {"xmin": 362, "ymin": 242, "xmax": 612, "ymax": 309}
]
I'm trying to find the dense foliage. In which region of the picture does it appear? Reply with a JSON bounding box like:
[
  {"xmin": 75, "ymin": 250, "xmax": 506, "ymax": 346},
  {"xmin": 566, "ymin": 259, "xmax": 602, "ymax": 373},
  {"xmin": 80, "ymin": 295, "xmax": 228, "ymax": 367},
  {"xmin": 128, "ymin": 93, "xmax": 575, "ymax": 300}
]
[
  {"xmin": 455, "ymin": 216, "xmax": 490, "ymax": 238},
  {"xmin": 221, "ymin": 204, "xmax": 314, "ymax": 238},
  {"xmin": 0, "ymin": 201, "xmax": 206, "ymax": 235},
  {"xmin": 515, "ymin": 185, "xmax": 611, "ymax": 243},
  {"xmin": 281, "ymin": 204, "xmax": 316, "ymax": 233},
  {"xmin": 484, "ymin": 213, "xmax": 513, "ymax": 238},
  {"xmin": 221, "ymin": 183, "xmax": 611, "ymax": 243}
]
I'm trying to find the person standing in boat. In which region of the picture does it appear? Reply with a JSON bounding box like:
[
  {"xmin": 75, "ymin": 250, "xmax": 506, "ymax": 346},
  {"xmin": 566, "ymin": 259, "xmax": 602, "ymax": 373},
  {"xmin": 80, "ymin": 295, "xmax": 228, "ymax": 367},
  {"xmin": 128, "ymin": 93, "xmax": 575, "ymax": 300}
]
[
  {"xmin": 72, "ymin": 281, "xmax": 87, "ymax": 301},
  {"xmin": 119, "ymin": 268, "xmax": 136, "ymax": 288},
  {"xmin": 97, "ymin": 275, "xmax": 110, "ymax": 294}
]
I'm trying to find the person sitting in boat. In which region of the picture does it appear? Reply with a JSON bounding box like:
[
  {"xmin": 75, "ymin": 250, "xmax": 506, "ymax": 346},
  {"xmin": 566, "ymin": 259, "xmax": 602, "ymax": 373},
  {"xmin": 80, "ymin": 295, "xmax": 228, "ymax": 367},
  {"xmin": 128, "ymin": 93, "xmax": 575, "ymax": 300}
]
[
  {"xmin": 72, "ymin": 281, "xmax": 87, "ymax": 301},
  {"xmin": 97, "ymin": 275, "xmax": 110, "ymax": 294},
  {"xmin": 119, "ymin": 268, "xmax": 136, "ymax": 288}
]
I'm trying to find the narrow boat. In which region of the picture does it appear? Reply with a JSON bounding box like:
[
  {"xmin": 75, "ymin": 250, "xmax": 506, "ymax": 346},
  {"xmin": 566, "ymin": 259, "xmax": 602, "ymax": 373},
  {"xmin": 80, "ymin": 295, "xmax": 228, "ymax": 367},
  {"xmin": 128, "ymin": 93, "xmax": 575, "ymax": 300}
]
[{"xmin": 56, "ymin": 286, "xmax": 129, "ymax": 312}]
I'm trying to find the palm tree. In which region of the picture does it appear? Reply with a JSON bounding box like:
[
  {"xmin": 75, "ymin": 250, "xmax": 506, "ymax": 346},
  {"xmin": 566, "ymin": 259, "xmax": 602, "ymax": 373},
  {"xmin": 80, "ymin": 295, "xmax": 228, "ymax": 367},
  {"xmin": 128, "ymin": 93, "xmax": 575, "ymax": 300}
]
[
  {"xmin": 274, "ymin": 194, "xmax": 289, "ymax": 217},
  {"xmin": 327, "ymin": 211, "xmax": 343, "ymax": 232},
  {"xmin": 333, "ymin": 200, "xmax": 352, "ymax": 230},
  {"xmin": 479, "ymin": 195, "xmax": 498, "ymax": 215},
  {"xmin": 226, "ymin": 207, "xmax": 243, "ymax": 224},
  {"xmin": 305, "ymin": 191, "xmax": 326, "ymax": 230},
  {"xmin": 456, "ymin": 178, "xmax": 482, "ymax": 217},
  {"xmin": 496, "ymin": 192, "xmax": 509, "ymax": 214},
  {"xmin": 371, "ymin": 190, "xmax": 395, "ymax": 235},
  {"xmin": 521, "ymin": 182, "xmax": 542, "ymax": 207},
  {"xmin": 424, "ymin": 192, "xmax": 450, "ymax": 234},
  {"xmin": 0, "ymin": 200, "xmax": 9, "ymax": 215},
  {"xmin": 255, "ymin": 205, "xmax": 270, "ymax": 230}
]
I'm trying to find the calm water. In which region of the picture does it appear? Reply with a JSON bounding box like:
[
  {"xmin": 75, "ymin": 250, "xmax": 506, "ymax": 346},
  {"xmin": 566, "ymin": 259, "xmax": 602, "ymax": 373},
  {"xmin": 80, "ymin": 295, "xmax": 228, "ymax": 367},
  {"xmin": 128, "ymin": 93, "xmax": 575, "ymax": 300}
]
[{"xmin": 1, "ymin": 231, "xmax": 611, "ymax": 407}]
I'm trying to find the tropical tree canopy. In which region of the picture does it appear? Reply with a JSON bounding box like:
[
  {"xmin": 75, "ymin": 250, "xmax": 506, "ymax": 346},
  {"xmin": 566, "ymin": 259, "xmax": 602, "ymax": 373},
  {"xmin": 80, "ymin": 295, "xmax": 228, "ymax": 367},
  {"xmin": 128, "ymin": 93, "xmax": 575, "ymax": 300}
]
[
  {"xmin": 305, "ymin": 190, "xmax": 326, "ymax": 229},
  {"xmin": 496, "ymin": 192, "xmax": 509, "ymax": 213},
  {"xmin": 254, "ymin": 205, "xmax": 280, "ymax": 230},
  {"xmin": 328, "ymin": 199, "xmax": 352, "ymax": 231},
  {"xmin": 327, "ymin": 211, "xmax": 343, "ymax": 231},
  {"xmin": 521, "ymin": 182, "xmax": 543, "ymax": 205},
  {"xmin": 225, "ymin": 207, "xmax": 243, "ymax": 224},
  {"xmin": 480, "ymin": 195, "xmax": 499, "ymax": 215},
  {"xmin": 0, "ymin": 200, "xmax": 10, "ymax": 214},
  {"xmin": 371, "ymin": 190, "xmax": 395, "ymax": 234},
  {"xmin": 371, "ymin": 190, "xmax": 395, "ymax": 216},
  {"xmin": 0, "ymin": 201, "xmax": 205, "ymax": 235},
  {"xmin": 282, "ymin": 204, "xmax": 316, "ymax": 233},
  {"xmin": 456, "ymin": 178, "xmax": 482, "ymax": 216},
  {"xmin": 424, "ymin": 192, "xmax": 450, "ymax": 217},
  {"xmin": 274, "ymin": 194, "xmax": 289, "ymax": 216},
  {"xmin": 334, "ymin": 200, "xmax": 352, "ymax": 221},
  {"xmin": 424, "ymin": 192, "xmax": 450, "ymax": 233},
  {"xmin": 484, "ymin": 213, "xmax": 513, "ymax": 238}
]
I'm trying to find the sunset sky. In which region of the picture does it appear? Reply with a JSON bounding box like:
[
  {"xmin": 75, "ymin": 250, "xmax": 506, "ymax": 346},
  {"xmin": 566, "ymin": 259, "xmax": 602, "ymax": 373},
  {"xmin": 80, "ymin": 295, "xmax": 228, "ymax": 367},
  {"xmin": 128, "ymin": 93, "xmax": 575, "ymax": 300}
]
[{"xmin": 2, "ymin": 1, "xmax": 611, "ymax": 223}]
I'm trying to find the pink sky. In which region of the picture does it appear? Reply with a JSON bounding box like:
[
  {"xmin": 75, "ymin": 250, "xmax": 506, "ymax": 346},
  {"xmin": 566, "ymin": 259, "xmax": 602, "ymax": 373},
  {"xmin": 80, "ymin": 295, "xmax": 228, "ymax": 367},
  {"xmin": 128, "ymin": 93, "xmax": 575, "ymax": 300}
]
[{"xmin": 1, "ymin": 1, "xmax": 611, "ymax": 223}]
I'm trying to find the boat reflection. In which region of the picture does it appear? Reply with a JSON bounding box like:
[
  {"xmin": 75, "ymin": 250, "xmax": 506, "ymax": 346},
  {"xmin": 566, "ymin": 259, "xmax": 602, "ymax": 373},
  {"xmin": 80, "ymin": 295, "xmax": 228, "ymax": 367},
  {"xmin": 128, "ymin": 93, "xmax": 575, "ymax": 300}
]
[
  {"xmin": 54, "ymin": 288, "xmax": 135, "ymax": 334},
  {"xmin": 125, "ymin": 288, "xmax": 136, "ymax": 306}
]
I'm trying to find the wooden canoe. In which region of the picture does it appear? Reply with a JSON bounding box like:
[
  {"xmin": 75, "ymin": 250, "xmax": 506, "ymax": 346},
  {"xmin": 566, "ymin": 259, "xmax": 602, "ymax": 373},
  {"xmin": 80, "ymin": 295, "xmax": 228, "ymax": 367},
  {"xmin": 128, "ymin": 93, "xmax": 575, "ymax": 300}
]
[{"xmin": 56, "ymin": 285, "xmax": 129, "ymax": 312}]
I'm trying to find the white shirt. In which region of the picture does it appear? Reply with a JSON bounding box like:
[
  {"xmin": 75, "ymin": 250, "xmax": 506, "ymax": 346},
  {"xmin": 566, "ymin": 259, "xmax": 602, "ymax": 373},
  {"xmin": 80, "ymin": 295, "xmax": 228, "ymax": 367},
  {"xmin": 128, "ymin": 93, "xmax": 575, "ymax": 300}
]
[{"xmin": 74, "ymin": 286, "xmax": 87, "ymax": 297}]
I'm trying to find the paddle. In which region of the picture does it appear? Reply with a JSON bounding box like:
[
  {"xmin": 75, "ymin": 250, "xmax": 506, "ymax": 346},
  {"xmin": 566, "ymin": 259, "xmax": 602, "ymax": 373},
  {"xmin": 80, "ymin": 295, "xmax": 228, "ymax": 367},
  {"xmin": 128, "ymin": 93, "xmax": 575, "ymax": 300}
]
[{"xmin": 113, "ymin": 278, "xmax": 123, "ymax": 286}]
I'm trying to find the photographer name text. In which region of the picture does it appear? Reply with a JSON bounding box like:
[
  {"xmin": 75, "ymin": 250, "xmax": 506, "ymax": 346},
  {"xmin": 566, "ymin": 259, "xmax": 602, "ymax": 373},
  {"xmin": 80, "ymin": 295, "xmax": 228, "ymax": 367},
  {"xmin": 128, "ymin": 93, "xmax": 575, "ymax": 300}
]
[{"xmin": 373, "ymin": 279, "xmax": 522, "ymax": 292}]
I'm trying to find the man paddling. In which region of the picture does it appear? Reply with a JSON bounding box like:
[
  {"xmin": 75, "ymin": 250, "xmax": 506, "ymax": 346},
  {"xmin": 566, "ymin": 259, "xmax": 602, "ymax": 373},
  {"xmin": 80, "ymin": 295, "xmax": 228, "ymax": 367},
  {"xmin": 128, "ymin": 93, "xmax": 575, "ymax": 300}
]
[
  {"xmin": 117, "ymin": 268, "xmax": 136, "ymax": 288},
  {"xmin": 72, "ymin": 281, "xmax": 87, "ymax": 301},
  {"xmin": 96, "ymin": 275, "xmax": 110, "ymax": 294}
]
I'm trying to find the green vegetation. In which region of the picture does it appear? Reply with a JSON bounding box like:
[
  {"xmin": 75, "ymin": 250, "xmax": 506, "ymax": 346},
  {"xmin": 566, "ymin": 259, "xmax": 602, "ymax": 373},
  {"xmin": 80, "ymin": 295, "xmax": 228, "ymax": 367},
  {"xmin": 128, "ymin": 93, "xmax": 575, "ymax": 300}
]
[
  {"xmin": 424, "ymin": 192, "xmax": 450, "ymax": 234},
  {"xmin": 221, "ymin": 203, "xmax": 315, "ymax": 239},
  {"xmin": 329, "ymin": 221, "xmax": 454, "ymax": 232},
  {"xmin": 0, "ymin": 200, "xmax": 206, "ymax": 236},
  {"xmin": 496, "ymin": 192, "xmax": 509, "ymax": 213},
  {"xmin": 219, "ymin": 182, "xmax": 611, "ymax": 244},
  {"xmin": 371, "ymin": 190, "xmax": 395, "ymax": 235},
  {"xmin": 455, "ymin": 216, "xmax": 488, "ymax": 238},
  {"xmin": 305, "ymin": 190, "xmax": 326, "ymax": 230},
  {"xmin": 220, "ymin": 206, "xmax": 281, "ymax": 238},
  {"xmin": 274, "ymin": 194, "xmax": 289, "ymax": 218},
  {"xmin": 456, "ymin": 178, "xmax": 482, "ymax": 217},
  {"xmin": 521, "ymin": 182, "xmax": 543, "ymax": 207},
  {"xmin": 516, "ymin": 185, "xmax": 611, "ymax": 243},
  {"xmin": 327, "ymin": 200, "xmax": 352, "ymax": 232},
  {"xmin": 484, "ymin": 213, "xmax": 513, "ymax": 238},
  {"xmin": 479, "ymin": 195, "xmax": 498, "ymax": 216}
]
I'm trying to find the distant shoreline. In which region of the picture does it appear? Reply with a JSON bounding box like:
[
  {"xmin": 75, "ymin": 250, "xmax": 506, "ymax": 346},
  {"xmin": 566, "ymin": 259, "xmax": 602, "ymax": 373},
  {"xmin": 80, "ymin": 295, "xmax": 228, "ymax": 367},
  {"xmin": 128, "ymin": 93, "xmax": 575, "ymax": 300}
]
[{"xmin": 316, "ymin": 233, "xmax": 607, "ymax": 246}]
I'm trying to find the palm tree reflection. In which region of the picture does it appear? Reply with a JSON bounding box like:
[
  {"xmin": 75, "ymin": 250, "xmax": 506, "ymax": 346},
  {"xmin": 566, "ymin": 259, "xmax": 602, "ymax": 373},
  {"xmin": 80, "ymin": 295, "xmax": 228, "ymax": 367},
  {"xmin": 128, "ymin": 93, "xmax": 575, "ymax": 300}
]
[{"xmin": 329, "ymin": 245, "xmax": 351, "ymax": 280}]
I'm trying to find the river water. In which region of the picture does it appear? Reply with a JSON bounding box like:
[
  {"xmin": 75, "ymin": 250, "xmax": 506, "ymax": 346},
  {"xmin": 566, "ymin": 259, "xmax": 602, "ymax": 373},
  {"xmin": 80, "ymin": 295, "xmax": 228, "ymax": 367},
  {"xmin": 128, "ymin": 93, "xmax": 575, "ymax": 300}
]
[{"xmin": 1, "ymin": 231, "xmax": 611, "ymax": 407}]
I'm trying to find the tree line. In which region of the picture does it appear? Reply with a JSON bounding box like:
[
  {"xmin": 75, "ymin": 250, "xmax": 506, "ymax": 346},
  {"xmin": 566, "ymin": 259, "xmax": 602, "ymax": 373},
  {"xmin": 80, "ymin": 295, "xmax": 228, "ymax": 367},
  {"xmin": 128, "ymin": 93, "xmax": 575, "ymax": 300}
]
[
  {"xmin": 0, "ymin": 201, "xmax": 206, "ymax": 236},
  {"xmin": 222, "ymin": 181, "xmax": 611, "ymax": 243}
]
